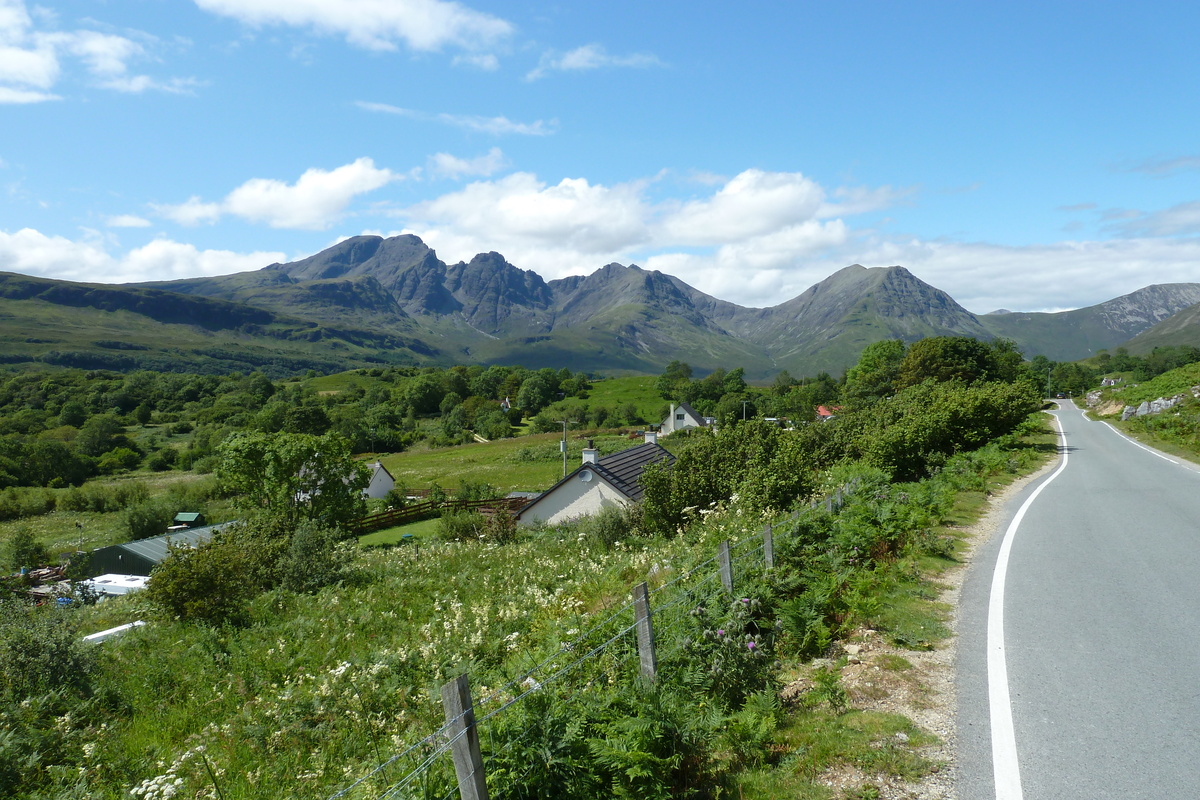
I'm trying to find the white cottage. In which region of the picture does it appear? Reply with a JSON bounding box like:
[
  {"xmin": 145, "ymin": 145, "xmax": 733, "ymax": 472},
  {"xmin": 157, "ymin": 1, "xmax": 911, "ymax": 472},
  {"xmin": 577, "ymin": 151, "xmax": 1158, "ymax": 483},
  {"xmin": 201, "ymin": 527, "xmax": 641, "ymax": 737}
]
[
  {"xmin": 516, "ymin": 432, "xmax": 675, "ymax": 527},
  {"xmin": 661, "ymin": 402, "xmax": 707, "ymax": 436},
  {"xmin": 363, "ymin": 462, "xmax": 396, "ymax": 500}
]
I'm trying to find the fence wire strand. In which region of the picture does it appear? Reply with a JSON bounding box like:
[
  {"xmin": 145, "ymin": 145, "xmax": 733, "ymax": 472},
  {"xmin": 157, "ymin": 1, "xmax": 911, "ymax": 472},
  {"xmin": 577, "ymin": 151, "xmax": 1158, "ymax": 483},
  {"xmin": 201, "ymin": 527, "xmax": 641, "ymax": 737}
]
[{"xmin": 326, "ymin": 493, "xmax": 869, "ymax": 800}]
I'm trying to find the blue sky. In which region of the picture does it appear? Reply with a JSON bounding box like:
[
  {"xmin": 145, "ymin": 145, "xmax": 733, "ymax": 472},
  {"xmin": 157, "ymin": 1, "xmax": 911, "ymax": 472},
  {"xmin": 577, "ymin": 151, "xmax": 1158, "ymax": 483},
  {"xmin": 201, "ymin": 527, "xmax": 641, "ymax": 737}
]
[{"xmin": 2, "ymin": 0, "xmax": 1199, "ymax": 313}]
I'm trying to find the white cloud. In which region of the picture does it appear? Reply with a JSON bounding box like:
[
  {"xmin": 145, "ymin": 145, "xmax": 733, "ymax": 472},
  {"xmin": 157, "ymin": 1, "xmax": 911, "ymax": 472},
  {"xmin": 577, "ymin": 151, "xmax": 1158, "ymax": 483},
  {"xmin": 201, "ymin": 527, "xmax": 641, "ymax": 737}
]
[
  {"xmin": 156, "ymin": 196, "xmax": 222, "ymax": 226},
  {"xmin": 355, "ymin": 101, "xmax": 556, "ymax": 136},
  {"xmin": 194, "ymin": 0, "xmax": 512, "ymax": 54},
  {"xmin": 0, "ymin": 42, "xmax": 59, "ymax": 87},
  {"xmin": 527, "ymin": 43, "xmax": 662, "ymax": 81},
  {"xmin": 830, "ymin": 236, "xmax": 1200, "ymax": 315},
  {"xmin": 157, "ymin": 158, "xmax": 399, "ymax": 230},
  {"xmin": 819, "ymin": 185, "xmax": 915, "ymax": 218},
  {"xmin": 1124, "ymin": 154, "xmax": 1200, "ymax": 178},
  {"xmin": 452, "ymin": 52, "xmax": 498, "ymax": 71},
  {"xmin": 0, "ymin": 227, "xmax": 284, "ymax": 283},
  {"xmin": 427, "ymin": 147, "xmax": 506, "ymax": 179},
  {"xmin": 0, "ymin": 0, "xmax": 195, "ymax": 101},
  {"xmin": 397, "ymin": 166, "xmax": 1200, "ymax": 312},
  {"xmin": 120, "ymin": 239, "xmax": 284, "ymax": 283},
  {"xmin": 400, "ymin": 169, "xmax": 861, "ymax": 292},
  {"xmin": 660, "ymin": 169, "xmax": 826, "ymax": 245},
  {"xmin": 406, "ymin": 172, "xmax": 653, "ymax": 268},
  {"xmin": 1112, "ymin": 201, "xmax": 1200, "ymax": 237},
  {"xmin": 0, "ymin": 84, "xmax": 55, "ymax": 102},
  {"xmin": 105, "ymin": 214, "xmax": 152, "ymax": 228}
]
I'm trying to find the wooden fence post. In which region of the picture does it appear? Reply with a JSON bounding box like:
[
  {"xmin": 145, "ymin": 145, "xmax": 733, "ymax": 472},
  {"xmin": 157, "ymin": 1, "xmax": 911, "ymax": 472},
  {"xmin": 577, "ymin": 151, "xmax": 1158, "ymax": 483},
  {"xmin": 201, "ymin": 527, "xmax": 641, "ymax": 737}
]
[
  {"xmin": 718, "ymin": 540, "xmax": 734, "ymax": 593},
  {"xmin": 763, "ymin": 523, "xmax": 774, "ymax": 571},
  {"xmin": 633, "ymin": 582, "xmax": 657, "ymax": 683},
  {"xmin": 441, "ymin": 674, "xmax": 489, "ymax": 800}
]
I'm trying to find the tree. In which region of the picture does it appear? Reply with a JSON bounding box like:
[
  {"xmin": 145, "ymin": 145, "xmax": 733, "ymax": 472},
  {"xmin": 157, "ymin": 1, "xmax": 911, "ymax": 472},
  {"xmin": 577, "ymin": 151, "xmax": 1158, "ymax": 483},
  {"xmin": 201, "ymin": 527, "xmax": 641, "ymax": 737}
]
[
  {"xmin": 722, "ymin": 367, "xmax": 747, "ymax": 396},
  {"xmin": 516, "ymin": 373, "xmax": 557, "ymax": 414},
  {"xmin": 133, "ymin": 402, "xmax": 153, "ymax": 425},
  {"xmin": 57, "ymin": 401, "xmax": 87, "ymax": 428},
  {"xmin": 216, "ymin": 431, "xmax": 369, "ymax": 530},
  {"xmin": 655, "ymin": 361, "xmax": 693, "ymax": 400},
  {"xmin": 74, "ymin": 414, "xmax": 125, "ymax": 457},
  {"xmin": 404, "ymin": 374, "xmax": 445, "ymax": 415},
  {"xmin": 474, "ymin": 409, "xmax": 514, "ymax": 440},
  {"xmin": 896, "ymin": 336, "xmax": 998, "ymax": 388},
  {"xmin": 283, "ymin": 405, "xmax": 331, "ymax": 435},
  {"xmin": 5, "ymin": 527, "xmax": 49, "ymax": 571},
  {"xmin": 844, "ymin": 339, "xmax": 905, "ymax": 406},
  {"xmin": 771, "ymin": 370, "xmax": 799, "ymax": 396}
]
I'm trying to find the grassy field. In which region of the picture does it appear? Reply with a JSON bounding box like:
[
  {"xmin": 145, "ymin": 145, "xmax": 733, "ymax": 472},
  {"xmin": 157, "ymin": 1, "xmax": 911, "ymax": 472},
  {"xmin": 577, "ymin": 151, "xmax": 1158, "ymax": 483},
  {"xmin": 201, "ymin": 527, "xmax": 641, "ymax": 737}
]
[
  {"xmin": 579, "ymin": 374, "xmax": 664, "ymax": 420},
  {"xmin": 378, "ymin": 430, "xmax": 665, "ymax": 494},
  {"xmin": 1097, "ymin": 362, "xmax": 1200, "ymax": 407},
  {"xmin": 3, "ymin": 406, "xmax": 1062, "ymax": 800},
  {"xmin": 357, "ymin": 517, "xmax": 440, "ymax": 546},
  {"xmin": 0, "ymin": 471, "xmax": 232, "ymax": 557}
]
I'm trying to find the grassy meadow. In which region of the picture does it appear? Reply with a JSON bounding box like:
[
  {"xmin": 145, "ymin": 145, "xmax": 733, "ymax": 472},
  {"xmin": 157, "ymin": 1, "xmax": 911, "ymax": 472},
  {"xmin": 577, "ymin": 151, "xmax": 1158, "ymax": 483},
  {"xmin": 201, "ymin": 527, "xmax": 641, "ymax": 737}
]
[{"xmin": 4, "ymin": 417, "xmax": 1057, "ymax": 800}]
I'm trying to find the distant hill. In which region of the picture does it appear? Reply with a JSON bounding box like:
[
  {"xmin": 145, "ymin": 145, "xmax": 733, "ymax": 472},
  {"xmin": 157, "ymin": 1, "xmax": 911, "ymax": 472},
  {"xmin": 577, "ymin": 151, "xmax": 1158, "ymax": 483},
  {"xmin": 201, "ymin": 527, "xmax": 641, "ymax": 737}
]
[
  {"xmin": 2, "ymin": 234, "xmax": 1198, "ymax": 377},
  {"xmin": 977, "ymin": 283, "xmax": 1200, "ymax": 360},
  {"xmin": 0, "ymin": 271, "xmax": 438, "ymax": 376},
  {"xmin": 1120, "ymin": 300, "xmax": 1200, "ymax": 353},
  {"xmin": 130, "ymin": 235, "xmax": 1001, "ymax": 377}
]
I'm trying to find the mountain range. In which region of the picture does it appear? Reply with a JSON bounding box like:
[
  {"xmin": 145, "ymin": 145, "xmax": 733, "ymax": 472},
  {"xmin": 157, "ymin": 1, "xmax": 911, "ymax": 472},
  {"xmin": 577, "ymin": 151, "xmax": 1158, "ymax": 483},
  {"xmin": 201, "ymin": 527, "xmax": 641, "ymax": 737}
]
[{"xmin": 1, "ymin": 233, "xmax": 1198, "ymax": 378}]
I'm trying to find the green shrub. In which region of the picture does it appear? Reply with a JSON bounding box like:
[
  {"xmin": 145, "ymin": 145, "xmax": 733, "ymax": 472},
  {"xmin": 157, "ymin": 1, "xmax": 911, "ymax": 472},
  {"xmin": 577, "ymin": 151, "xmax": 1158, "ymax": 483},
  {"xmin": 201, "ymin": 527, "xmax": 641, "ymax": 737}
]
[
  {"xmin": 4, "ymin": 527, "xmax": 51, "ymax": 571},
  {"xmin": 0, "ymin": 487, "xmax": 56, "ymax": 522},
  {"xmin": 96, "ymin": 447, "xmax": 142, "ymax": 474},
  {"xmin": 145, "ymin": 538, "xmax": 258, "ymax": 626},
  {"xmin": 125, "ymin": 501, "xmax": 174, "ymax": 541},
  {"xmin": 0, "ymin": 598, "xmax": 97, "ymax": 701},
  {"xmin": 145, "ymin": 448, "xmax": 177, "ymax": 471},
  {"xmin": 278, "ymin": 522, "xmax": 352, "ymax": 594},
  {"xmin": 579, "ymin": 504, "xmax": 632, "ymax": 548},
  {"xmin": 438, "ymin": 510, "xmax": 486, "ymax": 541},
  {"xmin": 483, "ymin": 509, "xmax": 519, "ymax": 544}
]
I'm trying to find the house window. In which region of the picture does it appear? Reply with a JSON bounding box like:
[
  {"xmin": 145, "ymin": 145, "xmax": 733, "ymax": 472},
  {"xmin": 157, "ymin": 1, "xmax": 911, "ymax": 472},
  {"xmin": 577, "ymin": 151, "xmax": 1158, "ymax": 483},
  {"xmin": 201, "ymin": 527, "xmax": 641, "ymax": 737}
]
[{"xmin": 676, "ymin": 413, "xmax": 684, "ymax": 421}]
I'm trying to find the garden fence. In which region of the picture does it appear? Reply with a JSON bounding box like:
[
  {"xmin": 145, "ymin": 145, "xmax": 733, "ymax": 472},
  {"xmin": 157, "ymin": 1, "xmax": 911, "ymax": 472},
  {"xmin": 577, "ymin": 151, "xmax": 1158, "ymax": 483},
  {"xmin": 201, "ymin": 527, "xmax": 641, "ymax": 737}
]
[{"xmin": 329, "ymin": 484, "xmax": 858, "ymax": 800}]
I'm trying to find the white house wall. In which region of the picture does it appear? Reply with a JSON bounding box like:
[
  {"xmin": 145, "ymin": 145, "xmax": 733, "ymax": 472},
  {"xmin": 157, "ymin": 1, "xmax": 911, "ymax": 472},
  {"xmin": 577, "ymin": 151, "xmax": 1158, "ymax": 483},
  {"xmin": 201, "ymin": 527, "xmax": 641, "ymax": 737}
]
[
  {"xmin": 518, "ymin": 471, "xmax": 629, "ymax": 527},
  {"xmin": 365, "ymin": 468, "xmax": 394, "ymax": 500}
]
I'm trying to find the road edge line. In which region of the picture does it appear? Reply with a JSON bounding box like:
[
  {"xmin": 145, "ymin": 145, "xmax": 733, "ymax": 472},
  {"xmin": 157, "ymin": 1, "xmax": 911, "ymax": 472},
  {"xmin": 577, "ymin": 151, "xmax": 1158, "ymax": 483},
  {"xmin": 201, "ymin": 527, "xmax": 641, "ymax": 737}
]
[{"xmin": 988, "ymin": 409, "xmax": 1069, "ymax": 799}]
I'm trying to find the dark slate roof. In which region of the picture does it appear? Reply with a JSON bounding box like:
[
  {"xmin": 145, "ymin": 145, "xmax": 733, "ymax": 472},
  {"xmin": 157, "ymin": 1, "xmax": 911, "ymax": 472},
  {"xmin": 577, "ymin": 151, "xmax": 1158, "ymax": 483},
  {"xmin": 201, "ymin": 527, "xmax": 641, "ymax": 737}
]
[
  {"xmin": 675, "ymin": 401, "xmax": 703, "ymax": 421},
  {"xmin": 518, "ymin": 441, "xmax": 676, "ymax": 519},
  {"xmin": 591, "ymin": 442, "xmax": 675, "ymax": 501},
  {"xmin": 101, "ymin": 523, "xmax": 226, "ymax": 566}
]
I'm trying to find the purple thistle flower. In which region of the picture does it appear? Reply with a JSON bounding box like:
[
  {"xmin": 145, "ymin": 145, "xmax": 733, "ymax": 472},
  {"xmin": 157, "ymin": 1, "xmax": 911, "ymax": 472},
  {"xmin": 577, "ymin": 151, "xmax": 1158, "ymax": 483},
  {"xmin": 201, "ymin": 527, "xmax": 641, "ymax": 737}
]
[
  {"xmin": 747, "ymin": 641, "xmax": 756, "ymax": 650},
  {"xmin": 717, "ymin": 629, "xmax": 725, "ymax": 636}
]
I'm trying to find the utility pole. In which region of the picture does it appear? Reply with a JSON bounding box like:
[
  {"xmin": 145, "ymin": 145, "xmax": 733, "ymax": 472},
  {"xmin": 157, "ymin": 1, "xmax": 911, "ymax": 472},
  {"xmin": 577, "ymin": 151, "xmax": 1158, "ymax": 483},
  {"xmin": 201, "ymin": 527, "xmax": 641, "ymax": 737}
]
[{"xmin": 555, "ymin": 419, "xmax": 577, "ymax": 478}]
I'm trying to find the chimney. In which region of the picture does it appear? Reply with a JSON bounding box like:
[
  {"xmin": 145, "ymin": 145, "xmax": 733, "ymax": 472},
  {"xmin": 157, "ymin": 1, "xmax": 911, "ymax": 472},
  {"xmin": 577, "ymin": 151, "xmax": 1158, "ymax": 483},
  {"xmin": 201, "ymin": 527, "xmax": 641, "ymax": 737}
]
[
  {"xmin": 669, "ymin": 404, "xmax": 675, "ymax": 432},
  {"xmin": 644, "ymin": 430, "xmax": 658, "ymax": 445},
  {"xmin": 582, "ymin": 439, "xmax": 598, "ymax": 464}
]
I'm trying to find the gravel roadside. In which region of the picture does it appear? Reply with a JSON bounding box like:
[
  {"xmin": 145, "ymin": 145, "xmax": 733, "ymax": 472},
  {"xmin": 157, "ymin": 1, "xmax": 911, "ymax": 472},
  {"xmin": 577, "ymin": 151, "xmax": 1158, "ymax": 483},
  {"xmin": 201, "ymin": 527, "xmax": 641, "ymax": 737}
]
[{"xmin": 786, "ymin": 461, "xmax": 1057, "ymax": 799}]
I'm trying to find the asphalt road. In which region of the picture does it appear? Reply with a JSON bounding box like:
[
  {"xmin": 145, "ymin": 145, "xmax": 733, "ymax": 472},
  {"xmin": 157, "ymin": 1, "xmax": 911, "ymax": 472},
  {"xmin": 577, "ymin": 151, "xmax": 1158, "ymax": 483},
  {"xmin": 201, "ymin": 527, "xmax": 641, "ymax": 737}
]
[{"xmin": 957, "ymin": 401, "xmax": 1200, "ymax": 799}]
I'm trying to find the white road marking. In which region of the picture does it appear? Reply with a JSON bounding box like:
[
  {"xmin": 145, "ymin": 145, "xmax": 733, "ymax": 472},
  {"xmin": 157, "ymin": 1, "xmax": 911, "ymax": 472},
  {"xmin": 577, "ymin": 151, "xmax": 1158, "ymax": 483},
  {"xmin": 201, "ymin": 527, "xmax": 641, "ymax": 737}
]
[
  {"xmin": 1099, "ymin": 421, "xmax": 1182, "ymax": 464},
  {"xmin": 988, "ymin": 410, "xmax": 1070, "ymax": 799}
]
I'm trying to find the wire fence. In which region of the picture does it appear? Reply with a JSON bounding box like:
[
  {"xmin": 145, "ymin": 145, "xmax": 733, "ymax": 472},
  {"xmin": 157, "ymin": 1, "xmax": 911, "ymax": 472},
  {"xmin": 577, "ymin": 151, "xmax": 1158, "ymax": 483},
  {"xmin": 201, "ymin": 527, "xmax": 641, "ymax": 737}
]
[{"xmin": 327, "ymin": 485, "xmax": 858, "ymax": 800}]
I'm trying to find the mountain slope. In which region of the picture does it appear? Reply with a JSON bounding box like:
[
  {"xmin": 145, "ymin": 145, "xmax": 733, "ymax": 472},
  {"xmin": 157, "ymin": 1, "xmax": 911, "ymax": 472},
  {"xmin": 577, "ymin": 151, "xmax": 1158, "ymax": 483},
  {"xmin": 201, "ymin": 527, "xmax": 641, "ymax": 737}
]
[
  {"xmin": 1120, "ymin": 300, "xmax": 1200, "ymax": 352},
  {"xmin": 0, "ymin": 271, "xmax": 438, "ymax": 375},
  {"xmin": 978, "ymin": 283, "xmax": 1200, "ymax": 360},
  {"xmin": 10, "ymin": 234, "xmax": 1200, "ymax": 377},
  {"xmin": 731, "ymin": 265, "xmax": 993, "ymax": 374}
]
